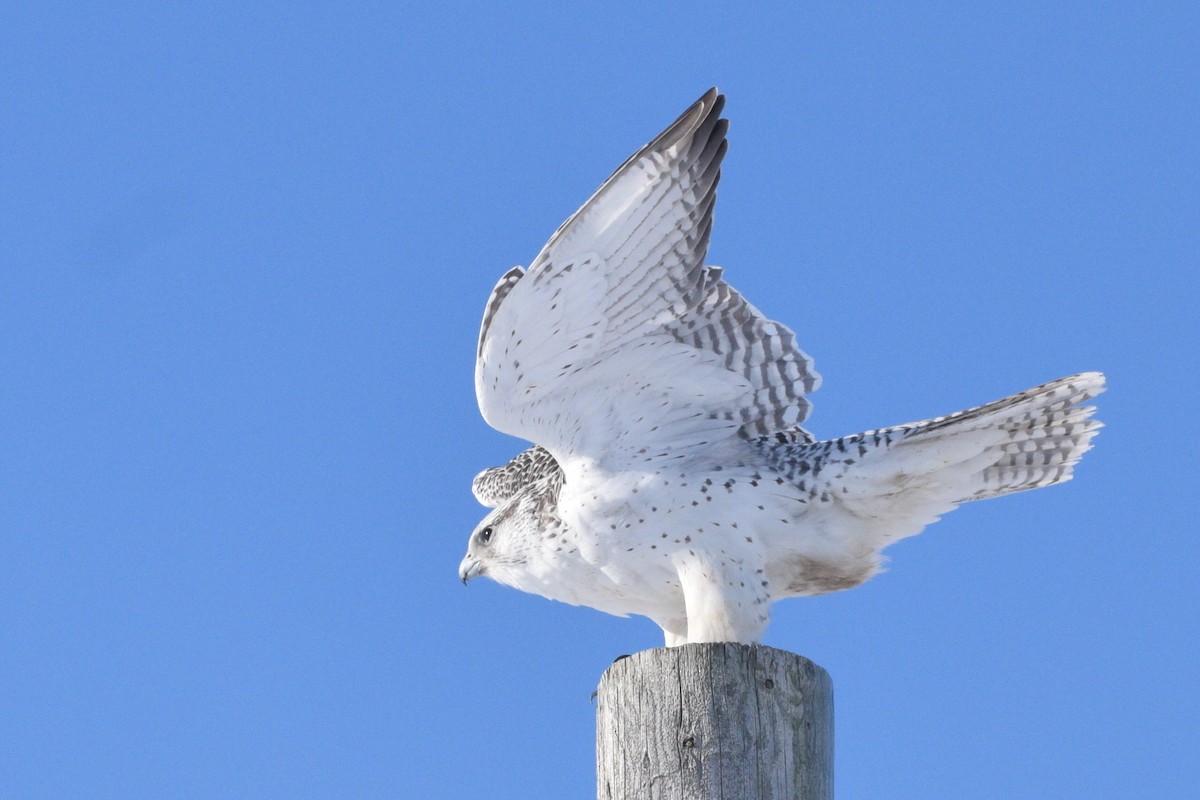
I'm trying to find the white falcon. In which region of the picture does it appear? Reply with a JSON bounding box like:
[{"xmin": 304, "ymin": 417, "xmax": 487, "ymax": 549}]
[{"xmin": 459, "ymin": 89, "xmax": 1104, "ymax": 645}]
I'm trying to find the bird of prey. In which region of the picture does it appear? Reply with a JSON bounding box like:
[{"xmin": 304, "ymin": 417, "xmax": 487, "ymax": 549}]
[{"xmin": 459, "ymin": 88, "xmax": 1103, "ymax": 645}]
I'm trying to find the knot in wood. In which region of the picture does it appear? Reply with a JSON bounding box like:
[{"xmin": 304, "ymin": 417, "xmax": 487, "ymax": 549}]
[{"xmin": 681, "ymin": 735, "xmax": 695, "ymax": 749}]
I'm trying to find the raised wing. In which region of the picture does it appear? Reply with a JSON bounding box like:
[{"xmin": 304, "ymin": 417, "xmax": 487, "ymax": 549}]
[{"xmin": 475, "ymin": 89, "xmax": 817, "ymax": 471}]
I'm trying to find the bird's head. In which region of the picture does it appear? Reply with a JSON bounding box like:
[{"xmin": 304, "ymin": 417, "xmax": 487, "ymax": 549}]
[{"xmin": 458, "ymin": 491, "xmax": 541, "ymax": 588}]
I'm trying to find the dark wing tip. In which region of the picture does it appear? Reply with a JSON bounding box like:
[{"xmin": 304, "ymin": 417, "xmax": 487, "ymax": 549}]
[
  {"xmin": 653, "ymin": 88, "xmax": 726, "ymax": 155},
  {"xmin": 529, "ymin": 89, "xmax": 730, "ymax": 269},
  {"xmin": 596, "ymin": 89, "xmax": 728, "ymax": 189}
]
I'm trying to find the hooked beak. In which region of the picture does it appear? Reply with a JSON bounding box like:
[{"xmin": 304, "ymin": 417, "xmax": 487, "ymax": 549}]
[{"xmin": 458, "ymin": 554, "xmax": 484, "ymax": 585}]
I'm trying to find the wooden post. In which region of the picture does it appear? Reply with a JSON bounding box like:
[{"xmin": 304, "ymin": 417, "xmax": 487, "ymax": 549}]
[{"xmin": 596, "ymin": 643, "xmax": 833, "ymax": 800}]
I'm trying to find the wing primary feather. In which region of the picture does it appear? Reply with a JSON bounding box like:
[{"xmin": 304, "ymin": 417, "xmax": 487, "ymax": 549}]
[
  {"xmin": 685, "ymin": 93, "xmax": 727, "ymax": 161},
  {"xmin": 529, "ymin": 88, "xmax": 725, "ymax": 264}
]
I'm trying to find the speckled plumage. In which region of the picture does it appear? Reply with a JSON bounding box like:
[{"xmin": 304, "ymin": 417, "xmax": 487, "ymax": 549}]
[{"xmin": 458, "ymin": 89, "xmax": 1104, "ymax": 645}]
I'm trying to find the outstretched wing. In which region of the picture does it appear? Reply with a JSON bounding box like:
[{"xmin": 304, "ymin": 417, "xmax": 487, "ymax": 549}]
[{"xmin": 476, "ymin": 89, "xmax": 818, "ymax": 472}]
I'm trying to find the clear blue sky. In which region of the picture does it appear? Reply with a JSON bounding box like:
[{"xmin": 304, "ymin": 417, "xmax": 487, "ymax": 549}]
[{"xmin": 3, "ymin": 3, "xmax": 1196, "ymax": 798}]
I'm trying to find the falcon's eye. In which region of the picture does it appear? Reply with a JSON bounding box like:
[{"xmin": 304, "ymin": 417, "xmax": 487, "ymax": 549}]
[{"xmin": 479, "ymin": 526, "xmax": 494, "ymax": 544}]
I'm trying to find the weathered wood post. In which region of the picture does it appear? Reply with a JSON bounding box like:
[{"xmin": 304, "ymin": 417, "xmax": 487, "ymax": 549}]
[{"xmin": 596, "ymin": 643, "xmax": 833, "ymax": 800}]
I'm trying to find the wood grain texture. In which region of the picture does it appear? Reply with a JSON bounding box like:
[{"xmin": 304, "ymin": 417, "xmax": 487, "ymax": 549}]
[{"xmin": 596, "ymin": 644, "xmax": 832, "ymax": 800}]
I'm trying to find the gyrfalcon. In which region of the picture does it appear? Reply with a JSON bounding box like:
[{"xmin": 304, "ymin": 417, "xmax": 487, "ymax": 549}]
[{"xmin": 459, "ymin": 88, "xmax": 1104, "ymax": 645}]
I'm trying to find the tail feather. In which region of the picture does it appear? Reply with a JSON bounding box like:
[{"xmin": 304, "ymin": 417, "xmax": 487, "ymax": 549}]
[
  {"xmin": 895, "ymin": 372, "xmax": 1105, "ymax": 502},
  {"xmin": 759, "ymin": 372, "xmax": 1105, "ymax": 552}
]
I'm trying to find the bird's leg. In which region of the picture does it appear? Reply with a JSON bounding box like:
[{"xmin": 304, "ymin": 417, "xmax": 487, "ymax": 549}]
[
  {"xmin": 674, "ymin": 552, "xmax": 770, "ymax": 644},
  {"xmin": 656, "ymin": 618, "xmax": 690, "ymax": 647}
]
